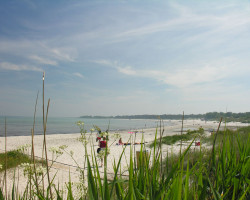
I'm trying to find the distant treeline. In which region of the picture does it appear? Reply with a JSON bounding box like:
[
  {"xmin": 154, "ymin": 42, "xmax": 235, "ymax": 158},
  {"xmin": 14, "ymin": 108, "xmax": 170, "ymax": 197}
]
[{"xmin": 80, "ymin": 112, "xmax": 250, "ymax": 123}]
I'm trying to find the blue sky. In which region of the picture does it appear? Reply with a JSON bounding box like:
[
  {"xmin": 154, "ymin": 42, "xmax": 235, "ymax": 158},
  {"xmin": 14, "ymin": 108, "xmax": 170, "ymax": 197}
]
[{"xmin": 0, "ymin": 0, "xmax": 250, "ymax": 117}]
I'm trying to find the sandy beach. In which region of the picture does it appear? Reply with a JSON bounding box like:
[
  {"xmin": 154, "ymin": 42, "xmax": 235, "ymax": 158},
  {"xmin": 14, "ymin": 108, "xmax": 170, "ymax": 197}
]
[{"xmin": 0, "ymin": 119, "xmax": 248, "ymax": 195}]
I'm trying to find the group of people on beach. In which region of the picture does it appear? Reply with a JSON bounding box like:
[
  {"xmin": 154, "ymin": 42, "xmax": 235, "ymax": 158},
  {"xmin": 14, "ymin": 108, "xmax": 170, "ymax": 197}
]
[
  {"xmin": 117, "ymin": 137, "xmax": 146, "ymax": 146},
  {"xmin": 95, "ymin": 130, "xmax": 147, "ymax": 166}
]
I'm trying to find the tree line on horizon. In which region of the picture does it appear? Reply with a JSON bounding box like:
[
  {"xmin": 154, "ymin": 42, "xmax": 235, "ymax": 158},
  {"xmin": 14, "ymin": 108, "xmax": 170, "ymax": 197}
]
[{"xmin": 80, "ymin": 112, "xmax": 250, "ymax": 123}]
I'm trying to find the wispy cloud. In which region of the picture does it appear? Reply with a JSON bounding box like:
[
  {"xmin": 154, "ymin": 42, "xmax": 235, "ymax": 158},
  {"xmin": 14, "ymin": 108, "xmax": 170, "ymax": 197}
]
[
  {"xmin": 0, "ymin": 62, "xmax": 43, "ymax": 72},
  {"xmin": 29, "ymin": 55, "xmax": 58, "ymax": 66},
  {"xmin": 0, "ymin": 39, "xmax": 77, "ymax": 65},
  {"xmin": 73, "ymin": 72, "xmax": 84, "ymax": 78},
  {"xmin": 49, "ymin": 47, "xmax": 76, "ymax": 62},
  {"xmin": 93, "ymin": 58, "xmax": 245, "ymax": 90},
  {"xmin": 113, "ymin": 2, "xmax": 250, "ymax": 44},
  {"xmin": 115, "ymin": 21, "xmax": 174, "ymax": 39},
  {"xmin": 155, "ymin": 65, "xmax": 227, "ymax": 88},
  {"xmin": 93, "ymin": 60, "xmax": 113, "ymax": 66},
  {"xmin": 93, "ymin": 60, "xmax": 137, "ymax": 75},
  {"xmin": 117, "ymin": 66, "xmax": 136, "ymax": 75}
]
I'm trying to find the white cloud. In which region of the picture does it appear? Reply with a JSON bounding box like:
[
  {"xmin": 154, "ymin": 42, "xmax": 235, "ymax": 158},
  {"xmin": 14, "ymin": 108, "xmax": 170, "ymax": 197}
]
[
  {"xmin": 29, "ymin": 55, "xmax": 58, "ymax": 66},
  {"xmin": 112, "ymin": 2, "xmax": 250, "ymax": 45},
  {"xmin": 115, "ymin": 21, "xmax": 175, "ymax": 39},
  {"xmin": 0, "ymin": 39, "xmax": 77, "ymax": 66},
  {"xmin": 93, "ymin": 60, "xmax": 137, "ymax": 75},
  {"xmin": 93, "ymin": 60, "xmax": 113, "ymax": 66},
  {"xmin": 101, "ymin": 60, "xmax": 223, "ymax": 87},
  {"xmin": 0, "ymin": 62, "xmax": 43, "ymax": 72},
  {"xmin": 117, "ymin": 66, "xmax": 136, "ymax": 75},
  {"xmin": 73, "ymin": 72, "xmax": 84, "ymax": 78},
  {"xmin": 158, "ymin": 65, "xmax": 227, "ymax": 88},
  {"xmin": 93, "ymin": 57, "xmax": 248, "ymax": 91},
  {"xmin": 48, "ymin": 47, "xmax": 76, "ymax": 62}
]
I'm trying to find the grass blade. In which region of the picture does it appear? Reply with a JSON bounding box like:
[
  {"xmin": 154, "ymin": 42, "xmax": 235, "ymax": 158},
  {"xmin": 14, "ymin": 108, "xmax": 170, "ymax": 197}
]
[{"xmin": 87, "ymin": 156, "xmax": 98, "ymax": 200}]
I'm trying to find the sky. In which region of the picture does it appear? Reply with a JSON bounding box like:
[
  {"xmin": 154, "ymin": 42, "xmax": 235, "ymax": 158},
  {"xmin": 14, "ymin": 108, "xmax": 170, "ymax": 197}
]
[{"xmin": 0, "ymin": 0, "xmax": 250, "ymax": 117}]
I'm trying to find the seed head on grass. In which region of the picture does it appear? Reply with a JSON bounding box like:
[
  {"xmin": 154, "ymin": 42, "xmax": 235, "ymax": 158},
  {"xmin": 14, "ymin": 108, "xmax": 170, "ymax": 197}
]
[
  {"xmin": 49, "ymin": 145, "xmax": 68, "ymax": 157},
  {"xmin": 19, "ymin": 163, "xmax": 46, "ymax": 177},
  {"xmin": 111, "ymin": 133, "xmax": 121, "ymax": 140},
  {"xmin": 76, "ymin": 121, "xmax": 89, "ymax": 146},
  {"xmin": 74, "ymin": 168, "xmax": 88, "ymax": 198},
  {"xmin": 76, "ymin": 121, "xmax": 84, "ymax": 126},
  {"xmin": 101, "ymin": 131, "xmax": 110, "ymax": 138},
  {"xmin": 77, "ymin": 134, "xmax": 89, "ymax": 145},
  {"xmin": 16, "ymin": 144, "xmax": 31, "ymax": 154}
]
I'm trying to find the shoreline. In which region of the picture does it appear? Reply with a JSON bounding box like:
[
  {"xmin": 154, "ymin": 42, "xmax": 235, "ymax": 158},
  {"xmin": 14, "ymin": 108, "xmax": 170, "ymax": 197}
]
[{"xmin": 0, "ymin": 118, "xmax": 248, "ymax": 137}]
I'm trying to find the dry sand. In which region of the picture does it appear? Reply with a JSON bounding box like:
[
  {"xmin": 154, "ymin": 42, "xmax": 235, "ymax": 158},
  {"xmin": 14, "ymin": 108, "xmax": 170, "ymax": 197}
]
[{"xmin": 0, "ymin": 119, "xmax": 248, "ymax": 195}]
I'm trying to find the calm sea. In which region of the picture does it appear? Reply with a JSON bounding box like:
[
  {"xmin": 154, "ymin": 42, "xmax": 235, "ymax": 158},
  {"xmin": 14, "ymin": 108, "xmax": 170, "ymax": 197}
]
[{"xmin": 0, "ymin": 116, "xmax": 171, "ymax": 137}]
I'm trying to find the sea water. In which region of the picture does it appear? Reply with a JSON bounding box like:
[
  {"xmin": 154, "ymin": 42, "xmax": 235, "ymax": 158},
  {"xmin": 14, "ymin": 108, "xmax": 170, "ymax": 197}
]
[{"xmin": 0, "ymin": 116, "xmax": 171, "ymax": 137}]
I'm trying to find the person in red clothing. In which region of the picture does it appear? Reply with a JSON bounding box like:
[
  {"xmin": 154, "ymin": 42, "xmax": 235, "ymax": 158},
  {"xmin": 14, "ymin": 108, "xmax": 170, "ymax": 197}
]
[
  {"xmin": 99, "ymin": 139, "xmax": 107, "ymax": 148},
  {"xmin": 97, "ymin": 137, "xmax": 107, "ymax": 167}
]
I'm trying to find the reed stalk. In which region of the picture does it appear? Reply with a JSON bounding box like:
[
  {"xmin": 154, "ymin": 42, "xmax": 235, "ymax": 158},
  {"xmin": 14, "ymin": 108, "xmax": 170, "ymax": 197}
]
[
  {"xmin": 42, "ymin": 72, "xmax": 53, "ymax": 199},
  {"xmin": 41, "ymin": 74, "xmax": 45, "ymax": 196},
  {"xmin": 31, "ymin": 91, "xmax": 39, "ymax": 196},
  {"xmin": 180, "ymin": 111, "xmax": 184, "ymax": 155},
  {"xmin": 4, "ymin": 117, "xmax": 7, "ymax": 200},
  {"xmin": 210, "ymin": 117, "xmax": 222, "ymax": 171},
  {"xmin": 160, "ymin": 119, "xmax": 164, "ymax": 176}
]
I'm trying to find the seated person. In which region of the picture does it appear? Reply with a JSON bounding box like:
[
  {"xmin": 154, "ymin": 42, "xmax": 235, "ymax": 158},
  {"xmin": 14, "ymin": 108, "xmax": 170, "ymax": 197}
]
[
  {"xmin": 118, "ymin": 138, "xmax": 123, "ymax": 145},
  {"xmin": 116, "ymin": 137, "xmax": 131, "ymax": 145}
]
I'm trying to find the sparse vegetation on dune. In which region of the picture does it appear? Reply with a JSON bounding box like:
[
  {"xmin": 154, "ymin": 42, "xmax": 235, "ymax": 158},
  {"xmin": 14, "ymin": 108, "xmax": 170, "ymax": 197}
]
[
  {"xmin": 202, "ymin": 126, "xmax": 250, "ymax": 146},
  {"xmin": 0, "ymin": 150, "xmax": 44, "ymax": 172},
  {"xmin": 149, "ymin": 127, "xmax": 205, "ymax": 147}
]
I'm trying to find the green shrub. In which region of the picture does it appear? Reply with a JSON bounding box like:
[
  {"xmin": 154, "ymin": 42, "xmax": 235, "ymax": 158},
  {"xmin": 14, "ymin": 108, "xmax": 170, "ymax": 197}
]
[{"xmin": 0, "ymin": 150, "xmax": 32, "ymax": 171}]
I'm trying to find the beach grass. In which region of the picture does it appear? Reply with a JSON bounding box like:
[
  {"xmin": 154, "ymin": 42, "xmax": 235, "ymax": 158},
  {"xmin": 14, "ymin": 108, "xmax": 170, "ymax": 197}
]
[
  {"xmin": 0, "ymin": 150, "xmax": 43, "ymax": 172},
  {"xmin": 149, "ymin": 127, "xmax": 205, "ymax": 147},
  {"xmin": 202, "ymin": 125, "xmax": 250, "ymax": 145},
  {"xmin": 1, "ymin": 121, "xmax": 249, "ymax": 199}
]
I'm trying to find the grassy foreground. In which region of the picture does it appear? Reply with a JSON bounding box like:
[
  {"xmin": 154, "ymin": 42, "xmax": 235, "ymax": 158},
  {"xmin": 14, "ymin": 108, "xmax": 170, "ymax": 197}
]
[{"xmin": 0, "ymin": 125, "xmax": 249, "ymax": 199}]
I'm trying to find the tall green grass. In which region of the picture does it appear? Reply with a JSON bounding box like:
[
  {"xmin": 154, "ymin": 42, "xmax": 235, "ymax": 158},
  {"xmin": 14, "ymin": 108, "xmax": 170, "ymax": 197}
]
[
  {"xmin": 1, "ymin": 122, "xmax": 249, "ymax": 199},
  {"xmin": 79, "ymin": 126, "xmax": 249, "ymax": 199}
]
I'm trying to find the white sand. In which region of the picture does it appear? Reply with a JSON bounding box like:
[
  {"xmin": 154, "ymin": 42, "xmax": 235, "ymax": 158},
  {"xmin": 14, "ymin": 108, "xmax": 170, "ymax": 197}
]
[{"xmin": 0, "ymin": 119, "xmax": 248, "ymax": 196}]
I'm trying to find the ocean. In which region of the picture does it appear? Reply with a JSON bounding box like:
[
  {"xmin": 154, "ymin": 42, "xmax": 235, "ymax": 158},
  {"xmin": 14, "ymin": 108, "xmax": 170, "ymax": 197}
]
[{"xmin": 0, "ymin": 116, "xmax": 171, "ymax": 137}]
